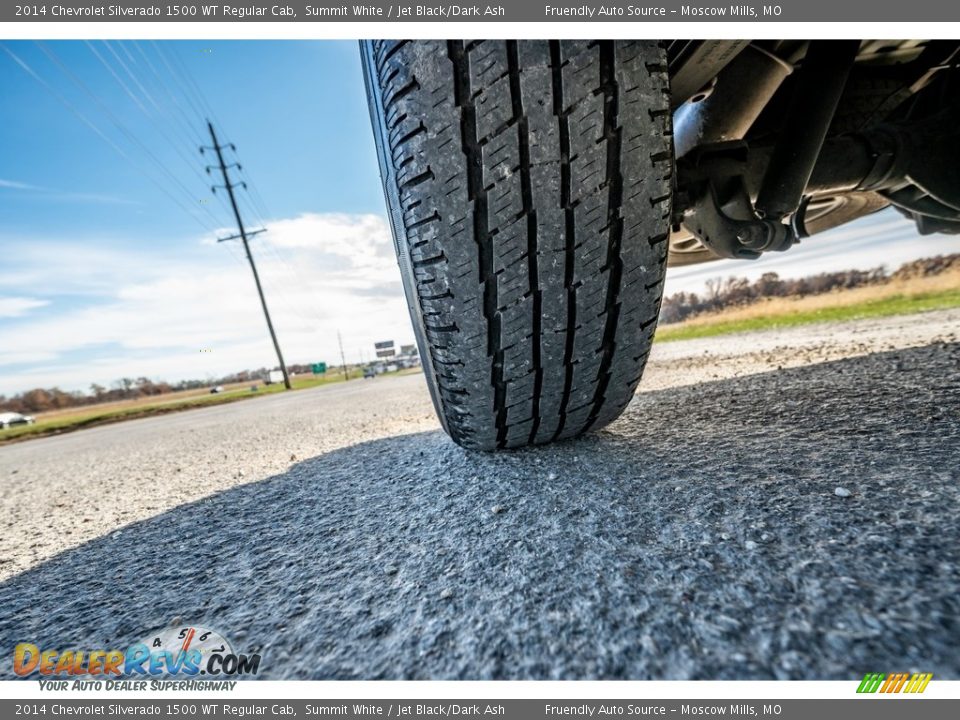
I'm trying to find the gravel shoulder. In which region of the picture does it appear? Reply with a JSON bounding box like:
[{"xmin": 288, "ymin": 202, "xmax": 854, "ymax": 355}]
[
  {"xmin": 643, "ymin": 306, "xmax": 959, "ymax": 391},
  {"xmin": 1, "ymin": 310, "xmax": 957, "ymax": 679}
]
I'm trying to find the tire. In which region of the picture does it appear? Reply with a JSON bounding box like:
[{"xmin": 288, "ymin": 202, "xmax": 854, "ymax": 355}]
[{"xmin": 362, "ymin": 40, "xmax": 673, "ymax": 450}]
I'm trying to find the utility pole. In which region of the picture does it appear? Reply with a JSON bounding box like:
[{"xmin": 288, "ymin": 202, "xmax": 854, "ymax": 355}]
[
  {"xmin": 203, "ymin": 121, "xmax": 291, "ymax": 390},
  {"xmin": 337, "ymin": 330, "xmax": 349, "ymax": 382}
]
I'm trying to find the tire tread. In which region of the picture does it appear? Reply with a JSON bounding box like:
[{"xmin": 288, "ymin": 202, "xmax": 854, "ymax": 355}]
[{"xmin": 367, "ymin": 39, "xmax": 672, "ymax": 450}]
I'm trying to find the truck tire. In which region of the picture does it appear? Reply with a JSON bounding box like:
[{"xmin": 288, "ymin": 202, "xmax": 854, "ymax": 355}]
[{"xmin": 362, "ymin": 40, "xmax": 673, "ymax": 450}]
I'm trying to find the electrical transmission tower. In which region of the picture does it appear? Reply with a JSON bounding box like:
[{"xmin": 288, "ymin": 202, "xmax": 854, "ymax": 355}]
[{"xmin": 202, "ymin": 121, "xmax": 291, "ymax": 390}]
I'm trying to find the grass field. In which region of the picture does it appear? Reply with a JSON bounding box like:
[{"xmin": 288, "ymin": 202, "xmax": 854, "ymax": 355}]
[
  {"xmin": 655, "ymin": 269, "xmax": 960, "ymax": 343},
  {"xmin": 0, "ymin": 369, "xmax": 419, "ymax": 445}
]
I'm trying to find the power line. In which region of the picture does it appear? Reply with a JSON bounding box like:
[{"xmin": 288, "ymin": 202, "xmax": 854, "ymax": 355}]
[
  {"xmin": 7, "ymin": 41, "xmax": 338, "ymax": 363},
  {"xmin": 153, "ymin": 42, "xmax": 258, "ymax": 229},
  {"xmin": 204, "ymin": 121, "xmax": 291, "ymax": 391},
  {"xmin": 4, "ymin": 40, "xmax": 262, "ymax": 303},
  {"xmin": 103, "ymin": 40, "xmax": 162, "ymax": 114},
  {"xmin": 34, "ymin": 42, "xmax": 227, "ymax": 232},
  {"xmin": 1, "ymin": 42, "xmax": 220, "ymax": 235},
  {"xmin": 147, "ymin": 43, "xmax": 292, "ymax": 264},
  {"xmin": 154, "ymin": 45, "xmax": 275, "ymax": 227},
  {"xmin": 167, "ymin": 44, "xmax": 225, "ymax": 131},
  {"xmin": 83, "ymin": 41, "xmax": 234, "ymax": 224},
  {"xmin": 142, "ymin": 46, "xmax": 332, "ymax": 335},
  {"xmin": 106, "ymin": 40, "xmax": 204, "ymax": 150},
  {"xmin": 221, "ymin": 171, "xmax": 332, "ymax": 331},
  {"xmin": 147, "ymin": 41, "xmax": 249, "ymax": 227},
  {"xmin": 151, "ymin": 41, "xmax": 213, "ymax": 134},
  {"xmin": 74, "ymin": 43, "xmax": 222, "ymax": 195},
  {"xmin": 130, "ymin": 41, "xmax": 209, "ymax": 149},
  {"xmin": 337, "ymin": 330, "xmax": 349, "ymax": 382}
]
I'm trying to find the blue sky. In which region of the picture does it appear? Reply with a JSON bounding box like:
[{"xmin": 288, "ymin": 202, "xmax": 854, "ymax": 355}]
[
  {"xmin": 0, "ymin": 40, "xmax": 414, "ymax": 395},
  {"xmin": 1, "ymin": 40, "xmax": 958, "ymax": 396},
  {"xmin": 1, "ymin": 40, "xmax": 383, "ymax": 236}
]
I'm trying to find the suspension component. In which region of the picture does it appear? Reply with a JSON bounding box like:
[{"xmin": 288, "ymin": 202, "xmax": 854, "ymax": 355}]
[{"xmin": 754, "ymin": 41, "xmax": 861, "ymax": 221}]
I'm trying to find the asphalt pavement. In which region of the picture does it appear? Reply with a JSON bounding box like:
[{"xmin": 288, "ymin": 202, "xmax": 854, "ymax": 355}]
[{"xmin": 0, "ymin": 311, "xmax": 958, "ymax": 679}]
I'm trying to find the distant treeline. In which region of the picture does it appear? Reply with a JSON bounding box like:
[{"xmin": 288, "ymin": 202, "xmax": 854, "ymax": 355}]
[
  {"xmin": 659, "ymin": 253, "xmax": 960, "ymax": 325},
  {"xmin": 0, "ymin": 363, "xmax": 325, "ymax": 416}
]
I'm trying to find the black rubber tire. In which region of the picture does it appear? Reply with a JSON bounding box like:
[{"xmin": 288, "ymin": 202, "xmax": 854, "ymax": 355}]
[{"xmin": 362, "ymin": 40, "xmax": 673, "ymax": 450}]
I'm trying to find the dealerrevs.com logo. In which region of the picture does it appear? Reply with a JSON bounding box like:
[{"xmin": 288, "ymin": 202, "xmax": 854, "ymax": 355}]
[{"xmin": 14, "ymin": 626, "xmax": 261, "ymax": 678}]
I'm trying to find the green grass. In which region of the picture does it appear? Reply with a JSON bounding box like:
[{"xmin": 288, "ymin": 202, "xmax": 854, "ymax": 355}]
[
  {"xmin": 655, "ymin": 288, "xmax": 960, "ymax": 343},
  {"xmin": 0, "ymin": 368, "xmax": 411, "ymax": 445}
]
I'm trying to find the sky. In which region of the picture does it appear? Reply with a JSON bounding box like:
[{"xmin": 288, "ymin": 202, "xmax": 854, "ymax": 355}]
[
  {"xmin": 1, "ymin": 40, "xmax": 958, "ymax": 397},
  {"xmin": 0, "ymin": 40, "xmax": 414, "ymax": 396}
]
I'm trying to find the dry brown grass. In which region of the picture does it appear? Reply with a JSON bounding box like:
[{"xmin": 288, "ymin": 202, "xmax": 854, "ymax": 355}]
[
  {"xmin": 34, "ymin": 380, "xmax": 259, "ymax": 420},
  {"xmin": 676, "ymin": 267, "xmax": 960, "ymax": 329}
]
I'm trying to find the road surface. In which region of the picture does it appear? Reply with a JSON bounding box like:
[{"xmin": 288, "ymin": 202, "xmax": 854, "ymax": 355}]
[{"xmin": 1, "ymin": 309, "xmax": 958, "ymax": 679}]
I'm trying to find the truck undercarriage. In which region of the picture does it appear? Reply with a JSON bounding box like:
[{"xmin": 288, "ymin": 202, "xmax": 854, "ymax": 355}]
[
  {"xmin": 363, "ymin": 39, "xmax": 960, "ymax": 450},
  {"xmin": 667, "ymin": 40, "xmax": 960, "ymax": 265}
]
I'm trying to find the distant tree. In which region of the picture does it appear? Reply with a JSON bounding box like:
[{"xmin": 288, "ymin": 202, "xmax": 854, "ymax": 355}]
[
  {"xmin": 754, "ymin": 272, "xmax": 784, "ymax": 297},
  {"xmin": 658, "ymin": 253, "xmax": 959, "ymax": 325}
]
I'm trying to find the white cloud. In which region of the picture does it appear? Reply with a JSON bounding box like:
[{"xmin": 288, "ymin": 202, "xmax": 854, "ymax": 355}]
[
  {"xmin": 0, "ymin": 240, "xmax": 188, "ymax": 296},
  {"xmin": 0, "ymin": 350, "xmax": 59, "ymax": 365},
  {"xmin": 267, "ymin": 212, "xmax": 393, "ymax": 256},
  {"xmin": 0, "ymin": 178, "xmax": 41, "ymax": 190},
  {"xmin": 0, "ymin": 178, "xmax": 136, "ymax": 205},
  {"xmin": 0, "ymin": 213, "xmax": 416, "ymax": 395},
  {"xmin": 0, "ymin": 297, "xmax": 50, "ymax": 318}
]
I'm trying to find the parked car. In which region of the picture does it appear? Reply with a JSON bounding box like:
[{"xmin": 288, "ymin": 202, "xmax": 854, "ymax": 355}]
[
  {"xmin": 362, "ymin": 39, "xmax": 960, "ymax": 450},
  {"xmin": 0, "ymin": 412, "xmax": 36, "ymax": 429}
]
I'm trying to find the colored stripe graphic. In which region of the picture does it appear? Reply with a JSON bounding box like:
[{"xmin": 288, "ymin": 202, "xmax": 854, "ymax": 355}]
[
  {"xmin": 857, "ymin": 672, "xmax": 885, "ymax": 693},
  {"xmin": 880, "ymin": 673, "xmax": 897, "ymax": 693},
  {"xmin": 856, "ymin": 672, "xmax": 932, "ymax": 694},
  {"xmin": 905, "ymin": 673, "xmax": 933, "ymax": 693}
]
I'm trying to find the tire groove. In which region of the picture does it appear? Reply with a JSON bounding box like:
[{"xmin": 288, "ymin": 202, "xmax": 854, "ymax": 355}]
[
  {"xmin": 384, "ymin": 77, "xmax": 421, "ymax": 112},
  {"xmin": 449, "ymin": 40, "xmax": 507, "ymax": 448},
  {"xmin": 551, "ymin": 40, "xmax": 577, "ymax": 442},
  {"xmin": 585, "ymin": 41, "xmax": 624, "ymax": 432},
  {"xmin": 506, "ymin": 41, "xmax": 543, "ymax": 445},
  {"xmin": 378, "ymin": 40, "xmax": 410, "ymax": 70}
]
